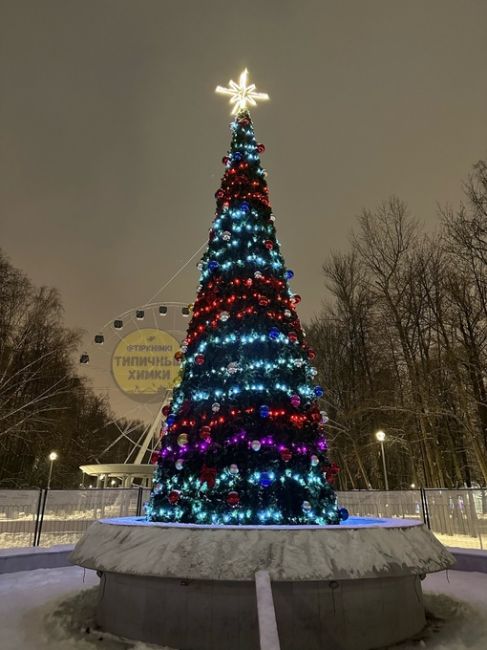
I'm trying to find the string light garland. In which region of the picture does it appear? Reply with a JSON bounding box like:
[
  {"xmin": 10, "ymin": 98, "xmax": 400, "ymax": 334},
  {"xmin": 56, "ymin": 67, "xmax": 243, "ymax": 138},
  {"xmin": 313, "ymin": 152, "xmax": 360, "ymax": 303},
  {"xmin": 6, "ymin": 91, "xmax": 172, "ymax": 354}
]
[{"xmin": 146, "ymin": 71, "xmax": 347, "ymax": 526}]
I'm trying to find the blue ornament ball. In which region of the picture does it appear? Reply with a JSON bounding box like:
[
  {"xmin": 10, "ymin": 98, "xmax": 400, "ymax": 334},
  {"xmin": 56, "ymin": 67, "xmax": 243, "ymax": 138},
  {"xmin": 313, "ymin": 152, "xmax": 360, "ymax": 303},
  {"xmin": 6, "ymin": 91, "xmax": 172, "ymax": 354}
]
[
  {"xmin": 314, "ymin": 386, "xmax": 325, "ymax": 397},
  {"xmin": 269, "ymin": 327, "xmax": 280, "ymax": 340},
  {"xmin": 259, "ymin": 472, "xmax": 272, "ymax": 488},
  {"xmin": 339, "ymin": 508, "xmax": 349, "ymax": 521},
  {"xmin": 208, "ymin": 260, "xmax": 219, "ymax": 271},
  {"xmin": 240, "ymin": 201, "xmax": 250, "ymax": 213},
  {"xmin": 259, "ymin": 404, "xmax": 270, "ymax": 418},
  {"xmin": 166, "ymin": 414, "xmax": 176, "ymax": 426},
  {"xmin": 285, "ymin": 269, "xmax": 294, "ymax": 280},
  {"xmin": 233, "ymin": 151, "xmax": 243, "ymax": 162}
]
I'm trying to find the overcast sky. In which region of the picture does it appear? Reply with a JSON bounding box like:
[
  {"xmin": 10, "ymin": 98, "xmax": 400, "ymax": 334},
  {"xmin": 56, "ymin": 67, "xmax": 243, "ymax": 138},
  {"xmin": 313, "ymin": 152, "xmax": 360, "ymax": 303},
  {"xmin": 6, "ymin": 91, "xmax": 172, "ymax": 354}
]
[{"xmin": 1, "ymin": 0, "xmax": 487, "ymax": 408}]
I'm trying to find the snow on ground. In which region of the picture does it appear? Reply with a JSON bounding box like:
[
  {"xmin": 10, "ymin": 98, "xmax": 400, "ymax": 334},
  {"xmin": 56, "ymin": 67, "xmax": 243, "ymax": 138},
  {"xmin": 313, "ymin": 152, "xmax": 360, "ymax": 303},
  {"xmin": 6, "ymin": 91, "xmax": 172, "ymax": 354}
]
[
  {"xmin": 0, "ymin": 566, "xmax": 175, "ymax": 650},
  {"xmin": 0, "ymin": 531, "xmax": 83, "ymax": 548},
  {"xmin": 433, "ymin": 533, "xmax": 485, "ymax": 551},
  {"xmin": 0, "ymin": 566, "xmax": 486, "ymax": 649},
  {"xmin": 399, "ymin": 571, "xmax": 487, "ymax": 649}
]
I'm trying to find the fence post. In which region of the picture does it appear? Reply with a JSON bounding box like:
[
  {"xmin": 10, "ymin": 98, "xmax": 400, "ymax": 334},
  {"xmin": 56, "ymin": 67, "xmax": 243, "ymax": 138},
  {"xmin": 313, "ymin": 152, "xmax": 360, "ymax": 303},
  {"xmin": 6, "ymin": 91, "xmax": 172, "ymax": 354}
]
[
  {"xmin": 32, "ymin": 488, "xmax": 44, "ymax": 547},
  {"xmin": 136, "ymin": 486, "xmax": 144, "ymax": 517},
  {"xmin": 34, "ymin": 489, "xmax": 48, "ymax": 546},
  {"xmin": 420, "ymin": 488, "xmax": 431, "ymax": 529},
  {"xmin": 466, "ymin": 489, "xmax": 482, "ymax": 549}
]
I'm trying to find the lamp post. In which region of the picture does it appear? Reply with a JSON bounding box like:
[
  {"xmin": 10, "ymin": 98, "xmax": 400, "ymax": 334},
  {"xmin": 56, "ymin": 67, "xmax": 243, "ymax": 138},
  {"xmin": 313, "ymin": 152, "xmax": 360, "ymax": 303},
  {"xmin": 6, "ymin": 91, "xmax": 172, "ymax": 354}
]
[
  {"xmin": 375, "ymin": 431, "xmax": 389, "ymax": 491},
  {"xmin": 47, "ymin": 451, "xmax": 58, "ymax": 489}
]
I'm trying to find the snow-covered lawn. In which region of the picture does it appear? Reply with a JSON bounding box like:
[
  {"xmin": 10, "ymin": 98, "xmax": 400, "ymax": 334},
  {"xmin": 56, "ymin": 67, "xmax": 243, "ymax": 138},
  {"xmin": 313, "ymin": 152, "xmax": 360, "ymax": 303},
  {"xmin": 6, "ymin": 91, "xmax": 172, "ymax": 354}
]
[
  {"xmin": 0, "ymin": 566, "xmax": 172, "ymax": 649},
  {"xmin": 414, "ymin": 571, "xmax": 487, "ymax": 649},
  {"xmin": 0, "ymin": 566, "xmax": 486, "ymax": 649},
  {"xmin": 432, "ymin": 532, "xmax": 485, "ymax": 551}
]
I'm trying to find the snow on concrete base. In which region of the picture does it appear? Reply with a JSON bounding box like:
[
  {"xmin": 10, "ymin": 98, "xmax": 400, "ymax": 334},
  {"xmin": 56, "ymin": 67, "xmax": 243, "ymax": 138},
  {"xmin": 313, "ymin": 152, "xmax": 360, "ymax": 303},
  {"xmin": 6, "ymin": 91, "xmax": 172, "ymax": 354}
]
[{"xmin": 71, "ymin": 516, "xmax": 453, "ymax": 581}]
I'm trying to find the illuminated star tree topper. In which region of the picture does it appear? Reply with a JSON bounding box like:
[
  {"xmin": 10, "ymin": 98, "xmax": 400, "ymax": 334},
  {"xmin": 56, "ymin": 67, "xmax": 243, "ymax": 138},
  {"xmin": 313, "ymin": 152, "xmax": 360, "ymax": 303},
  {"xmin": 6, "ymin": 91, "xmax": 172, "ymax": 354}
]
[{"xmin": 215, "ymin": 68, "xmax": 269, "ymax": 115}]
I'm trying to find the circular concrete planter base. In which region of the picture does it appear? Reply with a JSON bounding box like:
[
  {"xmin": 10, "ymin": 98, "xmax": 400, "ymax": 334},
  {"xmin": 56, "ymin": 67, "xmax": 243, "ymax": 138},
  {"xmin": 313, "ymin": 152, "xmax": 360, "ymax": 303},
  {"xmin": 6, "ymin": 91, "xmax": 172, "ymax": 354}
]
[{"xmin": 72, "ymin": 517, "xmax": 454, "ymax": 650}]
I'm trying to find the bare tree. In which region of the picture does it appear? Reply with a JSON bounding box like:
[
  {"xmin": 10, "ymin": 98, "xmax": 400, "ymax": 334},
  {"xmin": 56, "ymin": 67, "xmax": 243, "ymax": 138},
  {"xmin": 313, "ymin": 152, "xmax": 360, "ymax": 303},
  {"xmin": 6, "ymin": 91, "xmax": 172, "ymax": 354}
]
[
  {"xmin": 309, "ymin": 167, "xmax": 487, "ymax": 489},
  {"xmin": 0, "ymin": 250, "xmax": 139, "ymax": 488}
]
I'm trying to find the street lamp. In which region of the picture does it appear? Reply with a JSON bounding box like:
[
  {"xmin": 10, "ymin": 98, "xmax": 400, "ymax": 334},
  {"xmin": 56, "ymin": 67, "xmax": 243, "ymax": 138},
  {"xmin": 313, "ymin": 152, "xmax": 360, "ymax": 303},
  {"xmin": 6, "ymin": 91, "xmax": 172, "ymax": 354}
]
[
  {"xmin": 375, "ymin": 431, "xmax": 389, "ymax": 491},
  {"xmin": 47, "ymin": 451, "xmax": 58, "ymax": 489}
]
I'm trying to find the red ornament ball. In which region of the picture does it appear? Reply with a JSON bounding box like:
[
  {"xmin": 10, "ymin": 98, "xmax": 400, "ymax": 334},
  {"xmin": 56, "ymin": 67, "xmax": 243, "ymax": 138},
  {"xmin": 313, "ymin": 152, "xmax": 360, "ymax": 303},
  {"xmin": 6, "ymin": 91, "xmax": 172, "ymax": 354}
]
[
  {"xmin": 162, "ymin": 405, "xmax": 170, "ymax": 416},
  {"xmin": 264, "ymin": 240, "xmax": 273, "ymax": 250},
  {"xmin": 288, "ymin": 331, "xmax": 298, "ymax": 343},
  {"xmin": 307, "ymin": 349, "xmax": 316, "ymax": 360},
  {"xmin": 200, "ymin": 425, "xmax": 211, "ymax": 441},
  {"xmin": 222, "ymin": 156, "xmax": 230, "ymax": 165},
  {"xmin": 227, "ymin": 491, "xmax": 240, "ymax": 506},
  {"xmin": 259, "ymin": 297, "xmax": 270, "ymax": 307},
  {"xmin": 291, "ymin": 294, "xmax": 302, "ymax": 305},
  {"xmin": 174, "ymin": 351, "xmax": 183, "ymax": 362},
  {"xmin": 280, "ymin": 448, "xmax": 293, "ymax": 462},
  {"xmin": 310, "ymin": 410, "xmax": 322, "ymax": 423},
  {"xmin": 324, "ymin": 463, "xmax": 340, "ymax": 485},
  {"xmin": 257, "ymin": 143, "xmax": 266, "ymax": 153},
  {"xmin": 195, "ymin": 354, "xmax": 205, "ymax": 366},
  {"xmin": 168, "ymin": 490, "xmax": 181, "ymax": 504}
]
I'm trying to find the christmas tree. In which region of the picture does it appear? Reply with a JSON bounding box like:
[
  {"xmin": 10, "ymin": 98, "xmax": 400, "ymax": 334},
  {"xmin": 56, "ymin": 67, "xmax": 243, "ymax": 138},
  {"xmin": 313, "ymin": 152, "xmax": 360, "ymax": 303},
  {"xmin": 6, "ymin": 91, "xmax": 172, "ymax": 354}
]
[{"xmin": 147, "ymin": 70, "xmax": 347, "ymax": 526}]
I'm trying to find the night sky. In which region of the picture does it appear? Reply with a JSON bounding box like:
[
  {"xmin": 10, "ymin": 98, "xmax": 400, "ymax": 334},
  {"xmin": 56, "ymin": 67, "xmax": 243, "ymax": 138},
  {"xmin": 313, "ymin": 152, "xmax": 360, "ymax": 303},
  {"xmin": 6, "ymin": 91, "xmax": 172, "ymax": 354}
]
[{"xmin": 1, "ymin": 0, "xmax": 487, "ymax": 411}]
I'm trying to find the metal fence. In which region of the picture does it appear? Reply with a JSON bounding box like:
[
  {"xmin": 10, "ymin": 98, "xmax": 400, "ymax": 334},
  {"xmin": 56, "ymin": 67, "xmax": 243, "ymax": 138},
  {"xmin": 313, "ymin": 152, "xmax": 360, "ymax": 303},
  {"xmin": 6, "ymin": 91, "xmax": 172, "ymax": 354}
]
[
  {"xmin": 0, "ymin": 488, "xmax": 144, "ymax": 549},
  {"xmin": 339, "ymin": 488, "xmax": 487, "ymax": 550},
  {"xmin": 0, "ymin": 488, "xmax": 485, "ymax": 550}
]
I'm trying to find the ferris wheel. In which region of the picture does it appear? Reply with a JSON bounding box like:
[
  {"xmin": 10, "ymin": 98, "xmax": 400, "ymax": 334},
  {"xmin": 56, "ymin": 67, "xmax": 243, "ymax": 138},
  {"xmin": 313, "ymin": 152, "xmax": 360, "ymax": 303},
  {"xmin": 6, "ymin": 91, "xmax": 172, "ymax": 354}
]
[{"xmin": 78, "ymin": 301, "xmax": 190, "ymax": 474}]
